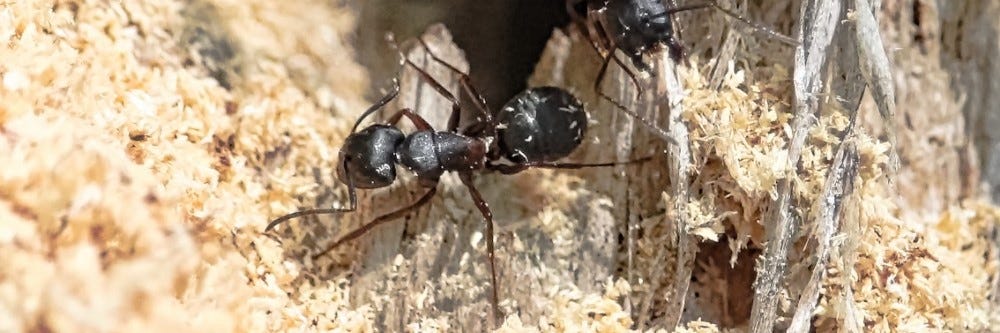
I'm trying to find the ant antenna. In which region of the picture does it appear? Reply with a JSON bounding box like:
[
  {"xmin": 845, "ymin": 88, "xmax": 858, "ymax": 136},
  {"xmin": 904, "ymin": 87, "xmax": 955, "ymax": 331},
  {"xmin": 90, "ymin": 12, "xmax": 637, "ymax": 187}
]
[
  {"xmin": 348, "ymin": 34, "xmax": 411, "ymax": 134},
  {"xmin": 351, "ymin": 78, "xmax": 401, "ymax": 134},
  {"xmin": 265, "ymin": 159, "xmax": 359, "ymax": 232},
  {"xmin": 266, "ymin": 34, "xmax": 411, "ymax": 232}
]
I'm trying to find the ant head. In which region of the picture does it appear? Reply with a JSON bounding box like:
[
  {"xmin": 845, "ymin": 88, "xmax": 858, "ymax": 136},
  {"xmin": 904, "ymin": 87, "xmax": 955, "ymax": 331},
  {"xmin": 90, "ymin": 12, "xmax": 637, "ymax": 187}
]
[
  {"xmin": 496, "ymin": 87, "xmax": 587, "ymax": 164},
  {"xmin": 602, "ymin": 0, "xmax": 677, "ymax": 64},
  {"xmin": 337, "ymin": 124, "xmax": 405, "ymax": 189}
]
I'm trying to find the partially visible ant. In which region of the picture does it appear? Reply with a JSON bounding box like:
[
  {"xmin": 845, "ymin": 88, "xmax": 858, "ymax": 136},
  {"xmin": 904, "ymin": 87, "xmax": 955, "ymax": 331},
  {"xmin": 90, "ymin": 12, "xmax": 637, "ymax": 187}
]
[
  {"xmin": 567, "ymin": 0, "xmax": 798, "ymax": 142},
  {"xmin": 265, "ymin": 35, "xmax": 648, "ymax": 328}
]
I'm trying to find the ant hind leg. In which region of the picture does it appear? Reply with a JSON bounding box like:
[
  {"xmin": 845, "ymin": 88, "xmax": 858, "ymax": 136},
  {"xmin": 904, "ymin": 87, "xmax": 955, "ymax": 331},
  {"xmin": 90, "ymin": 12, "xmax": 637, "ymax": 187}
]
[{"xmin": 457, "ymin": 172, "xmax": 500, "ymax": 328}]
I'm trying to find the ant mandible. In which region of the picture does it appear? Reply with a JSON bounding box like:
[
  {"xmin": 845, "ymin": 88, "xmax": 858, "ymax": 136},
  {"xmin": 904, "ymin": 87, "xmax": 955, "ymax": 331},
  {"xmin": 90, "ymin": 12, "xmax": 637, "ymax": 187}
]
[
  {"xmin": 265, "ymin": 36, "xmax": 646, "ymax": 328},
  {"xmin": 567, "ymin": 0, "xmax": 797, "ymax": 142}
]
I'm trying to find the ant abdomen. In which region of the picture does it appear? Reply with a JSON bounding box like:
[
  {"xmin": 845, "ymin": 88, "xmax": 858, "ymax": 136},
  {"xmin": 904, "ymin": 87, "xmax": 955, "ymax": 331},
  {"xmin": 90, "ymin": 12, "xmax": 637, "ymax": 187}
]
[
  {"xmin": 336, "ymin": 124, "xmax": 404, "ymax": 189},
  {"xmin": 497, "ymin": 86, "xmax": 588, "ymax": 164}
]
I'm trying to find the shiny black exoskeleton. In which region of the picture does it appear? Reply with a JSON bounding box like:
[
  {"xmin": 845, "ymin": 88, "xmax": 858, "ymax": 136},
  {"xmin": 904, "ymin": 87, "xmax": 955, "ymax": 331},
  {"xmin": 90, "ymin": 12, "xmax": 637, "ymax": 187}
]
[
  {"xmin": 496, "ymin": 86, "xmax": 587, "ymax": 164},
  {"xmin": 340, "ymin": 123, "xmax": 488, "ymax": 189},
  {"xmin": 331, "ymin": 86, "xmax": 586, "ymax": 195},
  {"xmin": 567, "ymin": 0, "xmax": 796, "ymax": 143},
  {"xmin": 264, "ymin": 38, "xmax": 637, "ymax": 329},
  {"xmin": 575, "ymin": 0, "xmax": 797, "ymax": 72},
  {"xmin": 589, "ymin": 0, "xmax": 685, "ymax": 72}
]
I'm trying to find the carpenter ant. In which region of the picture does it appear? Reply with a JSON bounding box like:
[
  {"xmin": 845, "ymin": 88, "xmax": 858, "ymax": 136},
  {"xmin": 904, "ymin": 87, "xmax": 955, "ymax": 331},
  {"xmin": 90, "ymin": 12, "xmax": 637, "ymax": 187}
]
[
  {"xmin": 265, "ymin": 37, "xmax": 646, "ymax": 328},
  {"xmin": 567, "ymin": 0, "xmax": 797, "ymax": 142}
]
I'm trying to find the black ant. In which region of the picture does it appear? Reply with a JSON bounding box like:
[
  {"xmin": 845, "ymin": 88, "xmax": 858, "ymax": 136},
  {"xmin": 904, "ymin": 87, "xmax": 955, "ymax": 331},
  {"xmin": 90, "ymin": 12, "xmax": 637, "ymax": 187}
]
[
  {"xmin": 265, "ymin": 36, "xmax": 647, "ymax": 328},
  {"xmin": 567, "ymin": 0, "xmax": 797, "ymax": 142}
]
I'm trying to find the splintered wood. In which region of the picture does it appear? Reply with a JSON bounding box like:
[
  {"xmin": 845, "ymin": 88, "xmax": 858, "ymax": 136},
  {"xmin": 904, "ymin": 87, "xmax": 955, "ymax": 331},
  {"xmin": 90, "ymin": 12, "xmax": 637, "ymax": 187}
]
[{"xmin": 0, "ymin": 0, "xmax": 997, "ymax": 332}]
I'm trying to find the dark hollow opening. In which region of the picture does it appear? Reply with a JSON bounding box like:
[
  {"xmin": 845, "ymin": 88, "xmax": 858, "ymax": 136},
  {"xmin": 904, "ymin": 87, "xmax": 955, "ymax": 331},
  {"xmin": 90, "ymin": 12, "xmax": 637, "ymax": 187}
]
[{"xmin": 353, "ymin": 0, "xmax": 571, "ymax": 108}]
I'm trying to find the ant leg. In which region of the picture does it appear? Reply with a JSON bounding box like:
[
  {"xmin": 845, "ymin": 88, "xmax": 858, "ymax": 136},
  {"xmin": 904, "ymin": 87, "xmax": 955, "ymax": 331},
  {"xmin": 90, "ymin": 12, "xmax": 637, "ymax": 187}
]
[
  {"xmin": 594, "ymin": 46, "xmax": 677, "ymax": 144},
  {"xmin": 567, "ymin": 0, "xmax": 610, "ymax": 55},
  {"xmin": 576, "ymin": 14, "xmax": 649, "ymax": 117},
  {"xmin": 584, "ymin": 6, "xmax": 616, "ymax": 54},
  {"xmin": 385, "ymin": 107, "xmax": 435, "ymax": 131},
  {"xmin": 611, "ymin": 52, "xmax": 646, "ymax": 89},
  {"xmin": 664, "ymin": 2, "xmax": 713, "ymax": 14},
  {"xmin": 565, "ymin": 0, "xmax": 586, "ymax": 27},
  {"xmin": 457, "ymin": 172, "xmax": 500, "ymax": 328},
  {"xmin": 593, "ymin": 43, "xmax": 643, "ymax": 103},
  {"xmin": 414, "ymin": 37, "xmax": 491, "ymax": 132},
  {"xmin": 387, "ymin": 34, "xmax": 466, "ymax": 128},
  {"xmin": 654, "ymin": 1, "xmax": 797, "ymax": 45},
  {"xmin": 593, "ymin": 45, "xmax": 616, "ymax": 98},
  {"xmin": 597, "ymin": 85, "xmax": 677, "ymax": 144},
  {"xmin": 484, "ymin": 163, "xmax": 529, "ymax": 176},
  {"xmin": 399, "ymin": 56, "xmax": 465, "ymax": 130},
  {"xmin": 311, "ymin": 186, "xmax": 439, "ymax": 260},
  {"xmin": 705, "ymin": 1, "xmax": 797, "ymax": 45},
  {"xmin": 530, "ymin": 156, "xmax": 653, "ymax": 169},
  {"xmin": 486, "ymin": 156, "xmax": 653, "ymax": 175},
  {"xmin": 583, "ymin": 15, "xmax": 674, "ymax": 142},
  {"xmin": 665, "ymin": 36, "xmax": 688, "ymax": 61}
]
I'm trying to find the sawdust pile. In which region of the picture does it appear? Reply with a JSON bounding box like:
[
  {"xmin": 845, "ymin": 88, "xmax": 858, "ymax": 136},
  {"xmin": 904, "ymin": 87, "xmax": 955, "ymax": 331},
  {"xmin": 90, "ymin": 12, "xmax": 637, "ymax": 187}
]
[
  {"xmin": 0, "ymin": 0, "xmax": 997, "ymax": 332},
  {"xmin": 0, "ymin": 0, "xmax": 370, "ymax": 331},
  {"xmin": 679, "ymin": 61, "xmax": 998, "ymax": 330}
]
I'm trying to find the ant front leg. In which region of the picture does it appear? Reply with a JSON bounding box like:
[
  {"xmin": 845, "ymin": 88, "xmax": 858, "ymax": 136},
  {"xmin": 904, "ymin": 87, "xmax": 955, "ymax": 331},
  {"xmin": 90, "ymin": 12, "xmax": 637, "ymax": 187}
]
[
  {"xmin": 593, "ymin": 45, "xmax": 677, "ymax": 144},
  {"xmin": 660, "ymin": 0, "xmax": 797, "ymax": 45},
  {"xmin": 311, "ymin": 186, "xmax": 439, "ymax": 260},
  {"xmin": 265, "ymin": 204, "xmax": 357, "ymax": 232},
  {"xmin": 457, "ymin": 172, "xmax": 500, "ymax": 328},
  {"xmin": 593, "ymin": 44, "xmax": 645, "ymax": 103},
  {"xmin": 567, "ymin": 0, "xmax": 608, "ymax": 55}
]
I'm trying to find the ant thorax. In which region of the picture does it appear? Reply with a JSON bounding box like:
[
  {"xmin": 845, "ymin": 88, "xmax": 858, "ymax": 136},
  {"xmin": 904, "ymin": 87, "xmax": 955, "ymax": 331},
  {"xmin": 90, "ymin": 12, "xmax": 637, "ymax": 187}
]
[{"xmin": 396, "ymin": 130, "xmax": 487, "ymax": 182}]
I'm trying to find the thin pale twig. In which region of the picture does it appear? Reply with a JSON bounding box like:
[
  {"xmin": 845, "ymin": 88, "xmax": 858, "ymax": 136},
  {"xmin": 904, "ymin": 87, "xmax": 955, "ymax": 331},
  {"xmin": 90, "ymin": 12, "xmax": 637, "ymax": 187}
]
[{"xmin": 748, "ymin": 0, "xmax": 843, "ymax": 331}]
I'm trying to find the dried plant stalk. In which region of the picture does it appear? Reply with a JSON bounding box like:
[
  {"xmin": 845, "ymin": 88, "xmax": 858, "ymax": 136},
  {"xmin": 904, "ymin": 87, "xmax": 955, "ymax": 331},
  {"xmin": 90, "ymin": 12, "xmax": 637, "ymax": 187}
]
[
  {"xmin": 787, "ymin": 139, "xmax": 860, "ymax": 332},
  {"xmin": 652, "ymin": 52, "xmax": 695, "ymax": 329},
  {"xmin": 749, "ymin": 0, "xmax": 843, "ymax": 331}
]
